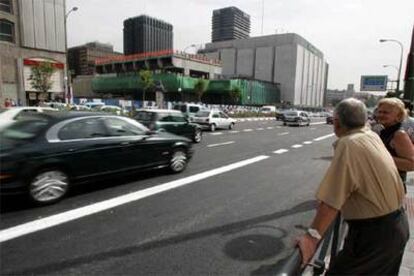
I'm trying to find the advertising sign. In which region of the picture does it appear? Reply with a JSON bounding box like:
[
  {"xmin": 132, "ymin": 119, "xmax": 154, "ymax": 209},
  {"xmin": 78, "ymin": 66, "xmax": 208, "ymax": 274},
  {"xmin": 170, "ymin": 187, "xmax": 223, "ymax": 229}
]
[{"xmin": 360, "ymin": 75, "xmax": 388, "ymax": 91}]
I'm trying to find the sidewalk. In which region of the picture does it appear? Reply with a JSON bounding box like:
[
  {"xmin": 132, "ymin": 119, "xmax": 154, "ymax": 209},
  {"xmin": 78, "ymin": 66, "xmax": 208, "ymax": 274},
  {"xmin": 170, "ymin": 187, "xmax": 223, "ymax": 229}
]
[{"xmin": 400, "ymin": 172, "xmax": 414, "ymax": 275}]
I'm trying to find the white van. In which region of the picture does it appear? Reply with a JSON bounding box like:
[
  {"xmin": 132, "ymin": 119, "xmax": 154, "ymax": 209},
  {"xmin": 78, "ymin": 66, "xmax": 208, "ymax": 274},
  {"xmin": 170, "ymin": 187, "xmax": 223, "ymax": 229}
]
[
  {"xmin": 260, "ymin": 105, "xmax": 276, "ymax": 114},
  {"xmin": 173, "ymin": 103, "xmax": 205, "ymax": 120}
]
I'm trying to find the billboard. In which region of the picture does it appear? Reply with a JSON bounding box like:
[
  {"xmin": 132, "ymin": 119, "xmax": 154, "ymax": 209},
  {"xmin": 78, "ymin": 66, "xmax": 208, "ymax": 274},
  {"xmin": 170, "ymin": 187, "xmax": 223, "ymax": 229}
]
[{"xmin": 360, "ymin": 75, "xmax": 388, "ymax": 91}]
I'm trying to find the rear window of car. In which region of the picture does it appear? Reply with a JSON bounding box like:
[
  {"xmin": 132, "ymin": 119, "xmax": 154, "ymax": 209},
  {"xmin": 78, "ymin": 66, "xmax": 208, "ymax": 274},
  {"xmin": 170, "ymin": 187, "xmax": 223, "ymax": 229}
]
[
  {"xmin": 195, "ymin": 111, "xmax": 210, "ymax": 117},
  {"xmin": 1, "ymin": 118, "xmax": 49, "ymax": 140},
  {"xmin": 135, "ymin": 111, "xmax": 154, "ymax": 121},
  {"xmin": 286, "ymin": 111, "xmax": 299, "ymax": 116},
  {"xmin": 173, "ymin": 105, "xmax": 186, "ymax": 113}
]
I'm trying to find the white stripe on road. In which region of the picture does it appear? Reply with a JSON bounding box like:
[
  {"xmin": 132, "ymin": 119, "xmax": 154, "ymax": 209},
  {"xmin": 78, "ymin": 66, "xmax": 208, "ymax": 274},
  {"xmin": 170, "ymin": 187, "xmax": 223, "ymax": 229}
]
[
  {"xmin": 0, "ymin": 155, "xmax": 270, "ymax": 243},
  {"xmin": 310, "ymin": 122, "xmax": 326, "ymax": 125},
  {"xmin": 267, "ymin": 127, "xmax": 274, "ymax": 130},
  {"xmin": 210, "ymin": 132, "xmax": 223, "ymax": 136},
  {"xmin": 207, "ymin": 141, "xmax": 235, "ymax": 148},
  {"xmin": 278, "ymin": 132, "xmax": 289, "ymax": 136},
  {"xmin": 273, "ymin": 149, "xmax": 289, "ymax": 154},
  {"xmin": 257, "ymin": 128, "xmax": 264, "ymax": 130},
  {"xmin": 243, "ymin": 129, "xmax": 253, "ymax": 132},
  {"xmin": 313, "ymin": 133, "xmax": 335, "ymax": 141},
  {"xmin": 229, "ymin": 130, "xmax": 239, "ymax": 134},
  {"xmin": 303, "ymin": 141, "xmax": 313, "ymax": 145},
  {"xmin": 291, "ymin": 144, "xmax": 303, "ymax": 148}
]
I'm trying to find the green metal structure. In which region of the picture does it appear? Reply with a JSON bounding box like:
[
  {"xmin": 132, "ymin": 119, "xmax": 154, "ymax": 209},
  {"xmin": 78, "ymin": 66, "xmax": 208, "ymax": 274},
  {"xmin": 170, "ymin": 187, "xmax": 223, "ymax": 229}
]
[{"xmin": 92, "ymin": 73, "xmax": 280, "ymax": 105}]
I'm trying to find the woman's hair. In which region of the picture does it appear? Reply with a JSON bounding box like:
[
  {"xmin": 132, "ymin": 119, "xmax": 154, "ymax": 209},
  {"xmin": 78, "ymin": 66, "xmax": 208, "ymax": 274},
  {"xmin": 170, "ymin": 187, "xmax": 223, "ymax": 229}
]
[
  {"xmin": 335, "ymin": 98, "xmax": 367, "ymax": 129},
  {"xmin": 377, "ymin": 97, "xmax": 408, "ymax": 122}
]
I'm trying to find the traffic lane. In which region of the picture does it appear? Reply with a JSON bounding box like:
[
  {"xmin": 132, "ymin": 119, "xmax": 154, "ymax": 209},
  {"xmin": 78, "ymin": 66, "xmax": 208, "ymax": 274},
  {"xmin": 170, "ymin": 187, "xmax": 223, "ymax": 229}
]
[
  {"xmin": 0, "ymin": 124, "xmax": 333, "ymax": 229},
  {"xmin": 0, "ymin": 139, "xmax": 334, "ymax": 275}
]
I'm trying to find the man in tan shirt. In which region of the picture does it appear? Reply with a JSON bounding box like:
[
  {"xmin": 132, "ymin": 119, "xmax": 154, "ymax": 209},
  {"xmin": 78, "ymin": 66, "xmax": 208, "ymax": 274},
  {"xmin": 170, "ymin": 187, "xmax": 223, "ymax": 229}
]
[{"xmin": 297, "ymin": 98, "xmax": 409, "ymax": 275}]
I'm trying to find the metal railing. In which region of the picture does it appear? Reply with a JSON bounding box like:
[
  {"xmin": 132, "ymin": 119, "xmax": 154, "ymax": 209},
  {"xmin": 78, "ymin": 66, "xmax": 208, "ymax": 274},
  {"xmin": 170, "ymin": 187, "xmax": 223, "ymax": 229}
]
[{"xmin": 275, "ymin": 215, "xmax": 346, "ymax": 276}]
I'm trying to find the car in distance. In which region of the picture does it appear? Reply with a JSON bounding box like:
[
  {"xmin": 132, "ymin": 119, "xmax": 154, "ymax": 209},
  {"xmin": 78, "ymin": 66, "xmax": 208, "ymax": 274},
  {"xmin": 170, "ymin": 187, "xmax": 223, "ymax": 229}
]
[
  {"xmin": 134, "ymin": 109, "xmax": 203, "ymax": 143},
  {"xmin": 283, "ymin": 110, "xmax": 311, "ymax": 126},
  {"xmin": 192, "ymin": 110, "xmax": 236, "ymax": 132},
  {"xmin": 0, "ymin": 112, "xmax": 193, "ymax": 205}
]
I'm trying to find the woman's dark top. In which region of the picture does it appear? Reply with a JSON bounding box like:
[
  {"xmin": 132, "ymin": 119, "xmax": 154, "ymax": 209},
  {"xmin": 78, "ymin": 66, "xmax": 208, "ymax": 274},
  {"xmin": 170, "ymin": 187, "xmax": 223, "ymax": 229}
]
[{"xmin": 380, "ymin": 122, "xmax": 407, "ymax": 187}]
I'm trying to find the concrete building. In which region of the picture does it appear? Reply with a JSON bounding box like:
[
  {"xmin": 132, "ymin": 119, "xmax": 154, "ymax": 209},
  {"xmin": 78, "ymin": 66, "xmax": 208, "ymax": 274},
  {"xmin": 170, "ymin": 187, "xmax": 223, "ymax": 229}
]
[
  {"xmin": 68, "ymin": 42, "xmax": 121, "ymax": 78},
  {"xmin": 0, "ymin": 0, "xmax": 67, "ymax": 106},
  {"xmin": 325, "ymin": 89, "xmax": 346, "ymax": 106},
  {"xmin": 123, "ymin": 15, "xmax": 173, "ymax": 55},
  {"xmin": 212, "ymin": 6, "xmax": 250, "ymax": 42},
  {"xmin": 200, "ymin": 33, "xmax": 328, "ymax": 107}
]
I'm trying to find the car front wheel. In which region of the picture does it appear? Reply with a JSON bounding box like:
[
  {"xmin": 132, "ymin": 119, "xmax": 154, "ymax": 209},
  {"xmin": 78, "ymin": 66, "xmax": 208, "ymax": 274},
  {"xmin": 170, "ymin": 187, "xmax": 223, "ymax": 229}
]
[
  {"xmin": 210, "ymin": 124, "xmax": 216, "ymax": 132},
  {"xmin": 229, "ymin": 123, "xmax": 235, "ymax": 130},
  {"xmin": 29, "ymin": 169, "xmax": 70, "ymax": 205},
  {"xmin": 169, "ymin": 149, "xmax": 188, "ymax": 173},
  {"xmin": 193, "ymin": 129, "xmax": 202, "ymax": 143}
]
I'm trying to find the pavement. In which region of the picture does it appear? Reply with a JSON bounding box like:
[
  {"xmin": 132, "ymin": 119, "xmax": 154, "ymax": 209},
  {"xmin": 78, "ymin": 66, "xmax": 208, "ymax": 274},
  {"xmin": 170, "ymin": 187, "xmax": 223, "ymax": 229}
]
[{"xmin": 400, "ymin": 171, "xmax": 414, "ymax": 276}]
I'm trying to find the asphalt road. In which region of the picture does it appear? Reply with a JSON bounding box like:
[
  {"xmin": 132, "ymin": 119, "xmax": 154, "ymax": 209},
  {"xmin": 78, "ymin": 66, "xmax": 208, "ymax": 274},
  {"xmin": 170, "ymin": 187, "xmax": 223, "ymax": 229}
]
[{"xmin": 0, "ymin": 118, "xmax": 336, "ymax": 275}]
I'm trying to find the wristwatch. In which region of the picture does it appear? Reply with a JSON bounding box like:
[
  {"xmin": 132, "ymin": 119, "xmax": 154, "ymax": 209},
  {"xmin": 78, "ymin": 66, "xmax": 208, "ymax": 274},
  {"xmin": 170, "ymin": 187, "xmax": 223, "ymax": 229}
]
[{"xmin": 307, "ymin": 228, "xmax": 322, "ymax": 240}]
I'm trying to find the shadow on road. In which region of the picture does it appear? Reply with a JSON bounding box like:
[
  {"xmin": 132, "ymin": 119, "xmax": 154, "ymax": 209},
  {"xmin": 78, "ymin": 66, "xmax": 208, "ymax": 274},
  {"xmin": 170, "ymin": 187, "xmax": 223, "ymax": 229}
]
[{"xmin": 5, "ymin": 200, "xmax": 317, "ymax": 275}]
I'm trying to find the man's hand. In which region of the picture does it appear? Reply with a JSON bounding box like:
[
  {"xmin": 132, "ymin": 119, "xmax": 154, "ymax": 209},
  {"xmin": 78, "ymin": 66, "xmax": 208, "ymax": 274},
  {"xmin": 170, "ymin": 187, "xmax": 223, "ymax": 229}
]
[{"xmin": 296, "ymin": 234, "xmax": 319, "ymax": 268}]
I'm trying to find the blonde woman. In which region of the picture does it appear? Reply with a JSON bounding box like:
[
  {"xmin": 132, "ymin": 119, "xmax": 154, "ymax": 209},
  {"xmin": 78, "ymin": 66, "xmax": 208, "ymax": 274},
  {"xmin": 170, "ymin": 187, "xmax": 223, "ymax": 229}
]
[{"xmin": 376, "ymin": 98, "xmax": 414, "ymax": 191}]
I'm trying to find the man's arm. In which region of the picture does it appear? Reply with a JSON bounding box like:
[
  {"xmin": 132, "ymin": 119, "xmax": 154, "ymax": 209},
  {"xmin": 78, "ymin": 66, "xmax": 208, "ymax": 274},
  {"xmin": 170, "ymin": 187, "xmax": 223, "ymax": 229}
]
[{"xmin": 296, "ymin": 201, "xmax": 339, "ymax": 267}]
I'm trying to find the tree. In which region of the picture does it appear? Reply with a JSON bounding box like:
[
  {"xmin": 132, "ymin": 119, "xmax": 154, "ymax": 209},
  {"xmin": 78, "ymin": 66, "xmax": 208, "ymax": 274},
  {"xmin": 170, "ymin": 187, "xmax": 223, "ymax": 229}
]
[
  {"xmin": 229, "ymin": 85, "xmax": 242, "ymax": 104},
  {"xmin": 29, "ymin": 62, "xmax": 55, "ymax": 94},
  {"xmin": 138, "ymin": 69, "xmax": 154, "ymax": 107},
  {"xmin": 194, "ymin": 79, "xmax": 207, "ymax": 102}
]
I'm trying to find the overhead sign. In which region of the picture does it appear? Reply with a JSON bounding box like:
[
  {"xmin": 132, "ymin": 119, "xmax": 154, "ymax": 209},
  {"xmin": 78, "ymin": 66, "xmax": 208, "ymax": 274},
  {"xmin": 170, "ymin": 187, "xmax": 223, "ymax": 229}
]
[{"xmin": 360, "ymin": 75, "xmax": 388, "ymax": 91}]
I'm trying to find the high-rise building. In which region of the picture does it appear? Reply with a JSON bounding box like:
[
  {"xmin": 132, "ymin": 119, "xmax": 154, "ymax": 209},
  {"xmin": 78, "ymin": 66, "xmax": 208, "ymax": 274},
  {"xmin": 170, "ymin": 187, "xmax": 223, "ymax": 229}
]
[
  {"xmin": 0, "ymin": 0, "xmax": 67, "ymax": 106},
  {"xmin": 212, "ymin": 6, "xmax": 250, "ymax": 42},
  {"xmin": 68, "ymin": 42, "xmax": 121, "ymax": 78},
  {"xmin": 123, "ymin": 15, "xmax": 173, "ymax": 55}
]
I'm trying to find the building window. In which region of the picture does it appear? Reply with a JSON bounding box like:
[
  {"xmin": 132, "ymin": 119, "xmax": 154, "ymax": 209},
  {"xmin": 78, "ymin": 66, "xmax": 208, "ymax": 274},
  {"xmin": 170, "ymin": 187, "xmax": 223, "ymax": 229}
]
[
  {"xmin": 0, "ymin": 0, "xmax": 12, "ymax": 13},
  {"xmin": 0, "ymin": 19, "xmax": 14, "ymax": 42}
]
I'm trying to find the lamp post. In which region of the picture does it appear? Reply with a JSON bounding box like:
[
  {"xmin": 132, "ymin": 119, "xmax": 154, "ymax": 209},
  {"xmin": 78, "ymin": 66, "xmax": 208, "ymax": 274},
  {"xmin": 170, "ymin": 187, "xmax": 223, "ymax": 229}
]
[
  {"xmin": 379, "ymin": 39, "xmax": 404, "ymax": 96},
  {"xmin": 64, "ymin": 6, "xmax": 78, "ymax": 104}
]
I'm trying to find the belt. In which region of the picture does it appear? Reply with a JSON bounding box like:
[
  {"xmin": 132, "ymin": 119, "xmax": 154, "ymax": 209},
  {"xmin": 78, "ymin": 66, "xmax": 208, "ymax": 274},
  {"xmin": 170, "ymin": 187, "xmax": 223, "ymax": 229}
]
[{"xmin": 346, "ymin": 208, "xmax": 404, "ymax": 227}]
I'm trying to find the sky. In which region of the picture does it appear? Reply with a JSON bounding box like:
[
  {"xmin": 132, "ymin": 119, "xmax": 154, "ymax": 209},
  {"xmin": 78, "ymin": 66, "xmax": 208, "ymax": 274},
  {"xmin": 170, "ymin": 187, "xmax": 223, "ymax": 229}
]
[{"xmin": 66, "ymin": 0, "xmax": 414, "ymax": 91}]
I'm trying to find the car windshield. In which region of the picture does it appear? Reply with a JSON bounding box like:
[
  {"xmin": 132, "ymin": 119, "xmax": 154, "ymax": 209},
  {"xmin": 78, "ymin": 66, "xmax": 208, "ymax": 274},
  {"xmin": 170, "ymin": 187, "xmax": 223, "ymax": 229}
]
[{"xmin": 195, "ymin": 111, "xmax": 211, "ymax": 117}]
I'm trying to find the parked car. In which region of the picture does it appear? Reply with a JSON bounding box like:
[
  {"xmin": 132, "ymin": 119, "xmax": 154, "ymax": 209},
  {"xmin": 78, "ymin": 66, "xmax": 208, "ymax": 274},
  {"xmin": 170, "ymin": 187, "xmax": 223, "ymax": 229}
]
[
  {"xmin": 0, "ymin": 106, "xmax": 57, "ymax": 131},
  {"xmin": 98, "ymin": 105, "xmax": 126, "ymax": 115},
  {"xmin": 134, "ymin": 109, "xmax": 203, "ymax": 143},
  {"xmin": 82, "ymin": 102, "xmax": 105, "ymax": 110},
  {"xmin": 0, "ymin": 112, "xmax": 193, "ymax": 205},
  {"xmin": 192, "ymin": 110, "xmax": 236, "ymax": 131},
  {"xmin": 283, "ymin": 110, "xmax": 311, "ymax": 126},
  {"xmin": 260, "ymin": 105, "xmax": 276, "ymax": 114}
]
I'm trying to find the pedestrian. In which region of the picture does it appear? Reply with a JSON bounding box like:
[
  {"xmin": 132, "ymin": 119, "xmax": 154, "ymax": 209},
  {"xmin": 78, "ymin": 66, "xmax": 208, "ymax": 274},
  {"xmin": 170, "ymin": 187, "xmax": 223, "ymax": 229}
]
[
  {"xmin": 376, "ymin": 98, "xmax": 414, "ymax": 192},
  {"xmin": 4, "ymin": 98, "xmax": 11, "ymax": 108},
  {"xmin": 296, "ymin": 98, "xmax": 409, "ymax": 275}
]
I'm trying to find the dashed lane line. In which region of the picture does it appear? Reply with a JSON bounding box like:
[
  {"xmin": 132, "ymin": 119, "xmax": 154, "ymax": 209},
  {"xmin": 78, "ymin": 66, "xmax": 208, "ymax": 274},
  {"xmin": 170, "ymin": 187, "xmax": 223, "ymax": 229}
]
[
  {"xmin": 257, "ymin": 128, "xmax": 264, "ymax": 130},
  {"xmin": 207, "ymin": 141, "xmax": 235, "ymax": 148},
  {"xmin": 291, "ymin": 144, "xmax": 303, "ymax": 148},
  {"xmin": 278, "ymin": 132, "xmax": 289, "ymax": 136},
  {"xmin": 243, "ymin": 129, "xmax": 253, "ymax": 132},
  {"xmin": 267, "ymin": 127, "xmax": 274, "ymax": 130},
  {"xmin": 210, "ymin": 132, "xmax": 223, "ymax": 136},
  {"xmin": 229, "ymin": 130, "xmax": 239, "ymax": 134},
  {"xmin": 303, "ymin": 141, "xmax": 313, "ymax": 145},
  {"xmin": 313, "ymin": 133, "xmax": 335, "ymax": 141},
  {"xmin": 273, "ymin": 149, "xmax": 289, "ymax": 154},
  {"xmin": 0, "ymin": 155, "xmax": 270, "ymax": 243}
]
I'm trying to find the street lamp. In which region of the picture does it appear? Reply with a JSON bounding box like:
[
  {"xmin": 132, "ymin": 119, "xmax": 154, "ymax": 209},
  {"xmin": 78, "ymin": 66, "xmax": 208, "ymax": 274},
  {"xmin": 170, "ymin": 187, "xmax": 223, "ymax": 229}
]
[
  {"xmin": 379, "ymin": 39, "xmax": 404, "ymax": 96},
  {"xmin": 64, "ymin": 6, "xmax": 78, "ymax": 104}
]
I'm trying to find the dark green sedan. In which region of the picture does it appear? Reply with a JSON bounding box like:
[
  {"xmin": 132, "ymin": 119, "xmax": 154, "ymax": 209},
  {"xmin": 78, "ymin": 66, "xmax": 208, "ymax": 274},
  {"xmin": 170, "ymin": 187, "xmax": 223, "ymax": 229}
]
[
  {"xmin": 0, "ymin": 112, "xmax": 193, "ymax": 205},
  {"xmin": 134, "ymin": 109, "xmax": 203, "ymax": 143}
]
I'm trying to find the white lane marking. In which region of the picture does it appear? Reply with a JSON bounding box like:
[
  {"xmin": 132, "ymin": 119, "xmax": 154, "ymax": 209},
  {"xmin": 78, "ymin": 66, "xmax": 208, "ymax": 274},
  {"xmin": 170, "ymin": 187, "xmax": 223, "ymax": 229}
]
[
  {"xmin": 243, "ymin": 129, "xmax": 253, "ymax": 132},
  {"xmin": 229, "ymin": 130, "xmax": 239, "ymax": 133},
  {"xmin": 291, "ymin": 144, "xmax": 303, "ymax": 148},
  {"xmin": 303, "ymin": 141, "xmax": 313, "ymax": 145},
  {"xmin": 207, "ymin": 141, "xmax": 235, "ymax": 148},
  {"xmin": 210, "ymin": 132, "xmax": 223, "ymax": 136},
  {"xmin": 267, "ymin": 127, "xmax": 274, "ymax": 130},
  {"xmin": 278, "ymin": 132, "xmax": 289, "ymax": 136},
  {"xmin": 257, "ymin": 128, "xmax": 264, "ymax": 130},
  {"xmin": 273, "ymin": 149, "xmax": 289, "ymax": 154},
  {"xmin": 313, "ymin": 133, "xmax": 335, "ymax": 141},
  {"xmin": 310, "ymin": 122, "xmax": 326, "ymax": 125},
  {"xmin": 0, "ymin": 155, "xmax": 270, "ymax": 243}
]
